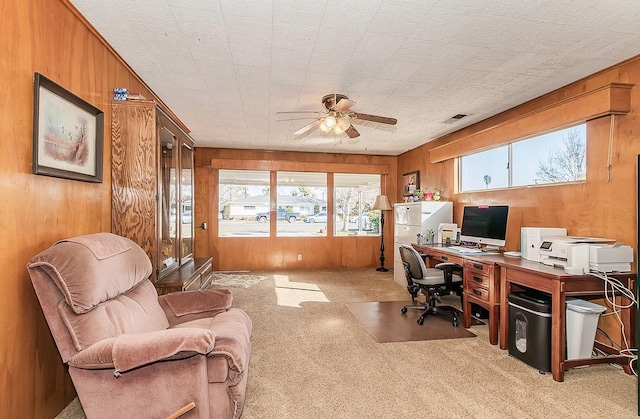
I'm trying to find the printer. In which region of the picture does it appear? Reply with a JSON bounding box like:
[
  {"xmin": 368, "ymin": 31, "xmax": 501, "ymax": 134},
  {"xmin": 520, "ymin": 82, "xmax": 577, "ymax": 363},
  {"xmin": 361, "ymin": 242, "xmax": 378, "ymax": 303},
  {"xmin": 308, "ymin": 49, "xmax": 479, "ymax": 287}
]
[
  {"xmin": 589, "ymin": 244, "xmax": 633, "ymax": 272},
  {"xmin": 538, "ymin": 239, "xmax": 591, "ymax": 273},
  {"xmin": 538, "ymin": 236, "xmax": 632, "ymax": 273},
  {"xmin": 521, "ymin": 227, "xmax": 567, "ymax": 262}
]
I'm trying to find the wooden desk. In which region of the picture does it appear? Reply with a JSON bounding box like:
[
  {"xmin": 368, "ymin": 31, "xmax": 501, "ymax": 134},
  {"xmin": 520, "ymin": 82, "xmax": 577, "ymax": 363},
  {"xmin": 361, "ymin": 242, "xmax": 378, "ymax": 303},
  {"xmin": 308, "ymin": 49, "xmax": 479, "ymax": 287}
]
[
  {"xmin": 498, "ymin": 258, "xmax": 635, "ymax": 382},
  {"xmin": 413, "ymin": 244, "xmax": 636, "ymax": 382},
  {"xmin": 413, "ymin": 244, "xmax": 503, "ymax": 345}
]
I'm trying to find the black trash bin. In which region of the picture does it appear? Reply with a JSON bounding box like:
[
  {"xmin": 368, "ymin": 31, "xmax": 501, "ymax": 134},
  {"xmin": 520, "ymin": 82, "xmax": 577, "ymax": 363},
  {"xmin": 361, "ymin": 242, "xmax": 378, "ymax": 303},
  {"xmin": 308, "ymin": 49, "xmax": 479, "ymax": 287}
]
[{"xmin": 508, "ymin": 291, "xmax": 552, "ymax": 372}]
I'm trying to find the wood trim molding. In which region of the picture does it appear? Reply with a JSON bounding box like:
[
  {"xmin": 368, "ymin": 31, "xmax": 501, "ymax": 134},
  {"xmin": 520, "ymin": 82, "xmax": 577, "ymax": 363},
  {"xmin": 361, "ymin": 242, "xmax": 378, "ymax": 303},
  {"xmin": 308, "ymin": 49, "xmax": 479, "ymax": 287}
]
[
  {"xmin": 429, "ymin": 82, "xmax": 634, "ymax": 163},
  {"xmin": 211, "ymin": 158, "xmax": 390, "ymax": 174}
]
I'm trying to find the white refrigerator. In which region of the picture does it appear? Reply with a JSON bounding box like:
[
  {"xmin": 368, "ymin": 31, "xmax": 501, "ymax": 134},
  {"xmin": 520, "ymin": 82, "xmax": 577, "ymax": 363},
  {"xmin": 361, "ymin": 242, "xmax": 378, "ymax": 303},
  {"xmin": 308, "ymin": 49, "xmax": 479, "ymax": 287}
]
[{"xmin": 393, "ymin": 201, "xmax": 453, "ymax": 284}]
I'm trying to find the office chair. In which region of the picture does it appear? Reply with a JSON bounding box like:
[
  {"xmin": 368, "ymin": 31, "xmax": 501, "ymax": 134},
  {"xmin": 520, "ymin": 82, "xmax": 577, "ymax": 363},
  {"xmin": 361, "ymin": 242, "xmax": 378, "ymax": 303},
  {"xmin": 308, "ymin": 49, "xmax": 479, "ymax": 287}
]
[{"xmin": 399, "ymin": 244, "xmax": 463, "ymax": 327}]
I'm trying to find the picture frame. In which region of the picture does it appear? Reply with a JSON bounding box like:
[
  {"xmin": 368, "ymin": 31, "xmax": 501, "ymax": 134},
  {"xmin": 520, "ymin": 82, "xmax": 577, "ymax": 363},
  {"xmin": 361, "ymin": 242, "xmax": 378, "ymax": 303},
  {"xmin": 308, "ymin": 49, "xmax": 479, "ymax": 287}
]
[
  {"xmin": 402, "ymin": 171, "xmax": 420, "ymax": 195},
  {"xmin": 32, "ymin": 72, "xmax": 104, "ymax": 183}
]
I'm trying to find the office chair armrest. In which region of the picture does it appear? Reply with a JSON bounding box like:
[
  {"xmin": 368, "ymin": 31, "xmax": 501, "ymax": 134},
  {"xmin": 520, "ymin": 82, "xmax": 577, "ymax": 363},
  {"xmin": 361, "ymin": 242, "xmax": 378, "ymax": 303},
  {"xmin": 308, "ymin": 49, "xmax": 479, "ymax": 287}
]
[{"xmin": 434, "ymin": 262, "xmax": 461, "ymax": 271}]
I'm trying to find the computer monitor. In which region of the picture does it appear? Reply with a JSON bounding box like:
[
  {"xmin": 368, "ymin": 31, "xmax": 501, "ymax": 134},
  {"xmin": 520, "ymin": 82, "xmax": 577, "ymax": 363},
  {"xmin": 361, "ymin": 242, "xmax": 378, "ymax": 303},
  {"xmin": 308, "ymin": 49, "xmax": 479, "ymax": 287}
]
[{"xmin": 459, "ymin": 205, "xmax": 509, "ymax": 248}]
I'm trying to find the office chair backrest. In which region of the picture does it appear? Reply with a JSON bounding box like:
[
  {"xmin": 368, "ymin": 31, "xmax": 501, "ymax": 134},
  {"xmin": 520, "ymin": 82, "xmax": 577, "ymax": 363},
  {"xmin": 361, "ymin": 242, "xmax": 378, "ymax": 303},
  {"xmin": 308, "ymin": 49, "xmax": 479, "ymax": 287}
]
[{"xmin": 398, "ymin": 244, "xmax": 428, "ymax": 284}]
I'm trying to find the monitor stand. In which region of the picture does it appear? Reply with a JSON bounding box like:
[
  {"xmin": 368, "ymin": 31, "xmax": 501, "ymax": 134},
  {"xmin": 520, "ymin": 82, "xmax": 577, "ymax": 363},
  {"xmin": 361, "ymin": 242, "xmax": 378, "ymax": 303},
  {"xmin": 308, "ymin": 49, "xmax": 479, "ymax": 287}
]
[{"xmin": 481, "ymin": 245, "xmax": 501, "ymax": 252}]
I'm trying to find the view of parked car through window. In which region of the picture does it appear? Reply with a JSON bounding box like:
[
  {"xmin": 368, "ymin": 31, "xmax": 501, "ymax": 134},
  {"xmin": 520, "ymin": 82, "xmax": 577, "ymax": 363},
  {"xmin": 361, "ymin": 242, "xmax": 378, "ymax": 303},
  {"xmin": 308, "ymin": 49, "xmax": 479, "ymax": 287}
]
[
  {"xmin": 218, "ymin": 170, "xmax": 382, "ymax": 238},
  {"xmin": 256, "ymin": 208, "xmax": 299, "ymax": 223},
  {"xmin": 304, "ymin": 212, "xmax": 327, "ymax": 223}
]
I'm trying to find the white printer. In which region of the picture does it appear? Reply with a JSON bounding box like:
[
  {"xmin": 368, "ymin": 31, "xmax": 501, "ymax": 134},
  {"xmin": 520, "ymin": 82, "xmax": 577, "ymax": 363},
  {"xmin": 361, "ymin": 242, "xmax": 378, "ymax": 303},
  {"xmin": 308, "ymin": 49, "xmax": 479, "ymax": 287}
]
[
  {"xmin": 521, "ymin": 227, "xmax": 567, "ymax": 262},
  {"xmin": 538, "ymin": 239, "xmax": 591, "ymax": 272},
  {"xmin": 589, "ymin": 244, "xmax": 633, "ymax": 272},
  {"xmin": 537, "ymin": 236, "xmax": 631, "ymax": 274}
]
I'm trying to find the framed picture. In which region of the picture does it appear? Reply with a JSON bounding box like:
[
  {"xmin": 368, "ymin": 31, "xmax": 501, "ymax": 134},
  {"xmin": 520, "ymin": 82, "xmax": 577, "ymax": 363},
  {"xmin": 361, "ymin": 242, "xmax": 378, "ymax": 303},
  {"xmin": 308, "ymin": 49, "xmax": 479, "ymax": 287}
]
[
  {"xmin": 32, "ymin": 72, "xmax": 104, "ymax": 182},
  {"xmin": 402, "ymin": 171, "xmax": 420, "ymax": 195}
]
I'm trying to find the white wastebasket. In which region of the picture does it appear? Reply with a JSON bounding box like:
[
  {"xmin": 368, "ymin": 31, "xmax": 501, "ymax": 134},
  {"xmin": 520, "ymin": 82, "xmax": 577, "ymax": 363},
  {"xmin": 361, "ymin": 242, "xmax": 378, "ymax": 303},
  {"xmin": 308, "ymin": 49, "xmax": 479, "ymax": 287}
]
[{"xmin": 565, "ymin": 299, "xmax": 606, "ymax": 360}]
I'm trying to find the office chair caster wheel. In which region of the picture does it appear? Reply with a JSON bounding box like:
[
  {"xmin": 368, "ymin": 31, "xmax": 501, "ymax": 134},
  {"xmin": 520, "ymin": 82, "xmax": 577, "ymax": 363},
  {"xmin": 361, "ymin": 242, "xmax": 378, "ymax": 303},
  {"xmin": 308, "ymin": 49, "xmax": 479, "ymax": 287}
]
[
  {"xmin": 453, "ymin": 319, "xmax": 459, "ymax": 327},
  {"xmin": 401, "ymin": 307, "xmax": 407, "ymax": 315},
  {"xmin": 417, "ymin": 317, "xmax": 424, "ymax": 325}
]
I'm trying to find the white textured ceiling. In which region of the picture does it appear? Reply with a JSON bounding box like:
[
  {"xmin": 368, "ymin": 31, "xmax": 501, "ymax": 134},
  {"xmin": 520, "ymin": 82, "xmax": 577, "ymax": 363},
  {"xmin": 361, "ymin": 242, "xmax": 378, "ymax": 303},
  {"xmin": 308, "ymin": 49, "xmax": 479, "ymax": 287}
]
[{"xmin": 70, "ymin": 0, "xmax": 640, "ymax": 156}]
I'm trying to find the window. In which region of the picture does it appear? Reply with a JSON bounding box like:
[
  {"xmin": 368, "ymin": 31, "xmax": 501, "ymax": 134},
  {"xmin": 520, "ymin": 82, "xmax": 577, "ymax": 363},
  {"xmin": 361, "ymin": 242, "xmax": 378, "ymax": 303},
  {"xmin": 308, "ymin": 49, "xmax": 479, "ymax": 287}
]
[
  {"xmin": 218, "ymin": 169, "xmax": 270, "ymax": 237},
  {"xmin": 277, "ymin": 171, "xmax": 327, "ymax": 237},
  {"xmin": 512, "ymin": 125, "xmax": 586, "ymax": 186},
  {"xmin": 218, "ymin": 169, "xmax": 383, "ymax": 238},
  {"xmin": 459, "ymin": 124, "xmax": 586, "ymax": 192},
  {"xmin": 460, "ymin": 147, "xmax": 508, "ymax": 191},
  {"xmin": 333, "ymin": 174, "xmax": 381, "ymax": 237}
]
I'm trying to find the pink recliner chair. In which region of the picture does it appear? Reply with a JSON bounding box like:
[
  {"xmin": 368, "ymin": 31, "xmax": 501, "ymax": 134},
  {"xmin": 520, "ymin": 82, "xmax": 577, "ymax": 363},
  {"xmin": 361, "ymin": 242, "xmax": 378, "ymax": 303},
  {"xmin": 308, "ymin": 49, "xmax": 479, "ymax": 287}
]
[{"xmin": 27, "ymin": 233, "xmax": 252, "ymax": 419}]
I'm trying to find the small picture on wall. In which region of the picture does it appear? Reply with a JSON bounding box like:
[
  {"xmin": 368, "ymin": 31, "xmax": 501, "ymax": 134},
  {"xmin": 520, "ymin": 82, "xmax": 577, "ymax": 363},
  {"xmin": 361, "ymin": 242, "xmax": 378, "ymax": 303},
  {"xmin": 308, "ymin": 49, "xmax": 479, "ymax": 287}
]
[
  {"xmin": 32, "ymin": 72, "xmax": 104, "ymax": 183},
  {"xmin": 402, "ymin": 171, "xmax": 420, "ymax": 195}
]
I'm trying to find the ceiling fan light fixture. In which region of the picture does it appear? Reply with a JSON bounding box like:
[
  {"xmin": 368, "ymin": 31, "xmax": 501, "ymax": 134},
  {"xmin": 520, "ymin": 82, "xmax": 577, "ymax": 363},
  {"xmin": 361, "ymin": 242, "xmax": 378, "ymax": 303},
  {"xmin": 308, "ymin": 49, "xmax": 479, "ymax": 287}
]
[
  {"xmin": 324, "ymin": 115, "xmax": 337, "ymax": 129},
  {"xmin": 285, "ymin": 94, "xmax": 395, "ymax": 140},
  {"xmin": 337, "ymin": 116, "xmax": 351, "ymax": 131},
  {"xmin": 319, "ymin": 119, "xmax": 331, "ymax": 132}
]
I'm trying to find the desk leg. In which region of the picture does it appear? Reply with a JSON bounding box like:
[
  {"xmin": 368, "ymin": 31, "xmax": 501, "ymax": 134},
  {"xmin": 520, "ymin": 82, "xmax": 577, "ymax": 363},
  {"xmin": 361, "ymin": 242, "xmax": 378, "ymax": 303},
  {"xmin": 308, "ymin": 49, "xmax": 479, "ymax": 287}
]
[
  {"xmin": 489, "ymin": 305, "xmax": 500, "ymax": 345},
  {"xmin": 463, "ymin": 293, "xmax": 472, "ymax": 329},
  {"xmin": 499, "ymin": 266, "xmax": 510, "ymax": 350},
  {"xmin": 551, "ymin": 280, "xmax": 565, "ymax": 382}
]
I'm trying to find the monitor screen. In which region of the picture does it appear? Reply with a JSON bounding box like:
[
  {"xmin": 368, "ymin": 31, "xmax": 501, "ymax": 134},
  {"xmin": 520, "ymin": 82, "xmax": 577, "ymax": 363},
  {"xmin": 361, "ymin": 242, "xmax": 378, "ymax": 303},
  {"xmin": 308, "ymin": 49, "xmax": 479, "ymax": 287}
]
[{"xmin": 459, "ymin": 205, "xmax": 509, "ymax": 248}]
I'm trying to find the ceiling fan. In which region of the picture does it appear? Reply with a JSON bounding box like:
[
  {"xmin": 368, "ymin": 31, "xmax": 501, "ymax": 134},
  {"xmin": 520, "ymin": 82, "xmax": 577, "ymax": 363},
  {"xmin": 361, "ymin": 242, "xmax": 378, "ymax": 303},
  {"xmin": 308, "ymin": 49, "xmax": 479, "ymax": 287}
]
[{"xmin": 278, "ymin": 94, "xmax": 397, "ymax": 139}]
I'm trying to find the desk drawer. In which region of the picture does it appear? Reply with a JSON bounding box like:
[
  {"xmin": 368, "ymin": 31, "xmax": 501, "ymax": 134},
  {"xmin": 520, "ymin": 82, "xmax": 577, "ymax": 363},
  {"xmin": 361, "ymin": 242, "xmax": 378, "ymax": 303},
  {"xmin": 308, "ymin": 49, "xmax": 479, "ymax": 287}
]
[
  {"xmin": 465, "ymin": 271, "xmax": 490, "ymax": 290},
  {"xmin": 431, "ymin": 253, "xmax": 464, "ymax": 266},
  {"xmin": 464, "ymin": 260, "xmax": 494, "ymax": 276},
  {"xmin": 465, "ymin": 284, "xmax": 490, "ymax": 303}
]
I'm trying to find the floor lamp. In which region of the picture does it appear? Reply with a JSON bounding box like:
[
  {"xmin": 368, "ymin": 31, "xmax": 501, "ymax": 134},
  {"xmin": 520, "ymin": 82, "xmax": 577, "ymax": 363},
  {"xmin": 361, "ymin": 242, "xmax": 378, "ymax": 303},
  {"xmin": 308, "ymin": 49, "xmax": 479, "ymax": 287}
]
[{"xmin": 373, "ymin": 195, "xmax": 392, "ymax": 272}]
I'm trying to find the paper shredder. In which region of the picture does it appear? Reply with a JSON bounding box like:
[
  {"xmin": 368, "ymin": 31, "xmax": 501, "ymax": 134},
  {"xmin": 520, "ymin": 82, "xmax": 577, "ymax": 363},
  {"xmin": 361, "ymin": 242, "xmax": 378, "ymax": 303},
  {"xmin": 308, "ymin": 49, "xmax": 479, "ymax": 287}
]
[{"xmin": 508, "ymin": 291, "xmax": 552, "ymax": 372}]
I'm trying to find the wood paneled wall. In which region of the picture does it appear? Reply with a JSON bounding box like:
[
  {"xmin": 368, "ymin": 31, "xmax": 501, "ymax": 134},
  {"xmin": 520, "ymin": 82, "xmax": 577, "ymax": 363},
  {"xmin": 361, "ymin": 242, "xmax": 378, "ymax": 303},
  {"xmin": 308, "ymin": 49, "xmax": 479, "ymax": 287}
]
[
  {"xmin": 398, "ymin": 56, "xmax": 640, "ymax": 264},
  {"xmin": 4, "ymin": 1, "xmax": 640, "ymax": 417},
  {"xmin": 193, "ymin": 149, "xmax": 397, "ymax": 270},
  {"xmin": 0, "ymin": 1, "xmax": 174, "ymax": 417}
]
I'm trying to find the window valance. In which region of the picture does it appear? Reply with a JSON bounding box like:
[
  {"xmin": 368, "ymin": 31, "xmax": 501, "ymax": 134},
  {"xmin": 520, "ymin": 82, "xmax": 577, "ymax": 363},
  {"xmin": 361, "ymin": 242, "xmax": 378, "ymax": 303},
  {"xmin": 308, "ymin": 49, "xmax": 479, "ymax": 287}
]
[{"xmin": 429, "ymin": 83, "xmax": 633, "ymax": 163}]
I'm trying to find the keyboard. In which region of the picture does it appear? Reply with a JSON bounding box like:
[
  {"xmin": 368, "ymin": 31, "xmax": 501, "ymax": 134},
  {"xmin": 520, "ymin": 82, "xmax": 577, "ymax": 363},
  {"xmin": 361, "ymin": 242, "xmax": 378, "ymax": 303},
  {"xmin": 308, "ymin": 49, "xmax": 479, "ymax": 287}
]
[
  {"xmin": 503, "ymin": 251, "xmax": 522, "ymax": 257},
  {"xmin": 447, "ymin": 246, "xmax": 482, "ymax": 253}
]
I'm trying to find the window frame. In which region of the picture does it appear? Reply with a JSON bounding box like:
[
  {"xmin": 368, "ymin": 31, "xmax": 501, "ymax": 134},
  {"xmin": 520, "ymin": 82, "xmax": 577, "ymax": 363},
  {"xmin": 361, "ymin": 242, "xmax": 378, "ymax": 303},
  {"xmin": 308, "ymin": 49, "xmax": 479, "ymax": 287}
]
[
  {"xmin": 458, "ymin": 123, "xmax": 587, "ymax": 193},
  {"xmin": 333, "ymin": 173, "xmax": 382, "ymax": 237},
  {"xmin": 217, "ymin": 167, "xmax": 385, "ymax": 238}
]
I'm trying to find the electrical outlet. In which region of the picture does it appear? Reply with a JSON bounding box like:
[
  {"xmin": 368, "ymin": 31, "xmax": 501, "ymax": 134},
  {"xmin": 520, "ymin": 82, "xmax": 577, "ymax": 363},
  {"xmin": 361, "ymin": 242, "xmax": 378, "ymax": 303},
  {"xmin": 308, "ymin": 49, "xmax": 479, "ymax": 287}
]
[{"xmin": 297, "ymin": 254, "xmax": 302, "ymax": 261}]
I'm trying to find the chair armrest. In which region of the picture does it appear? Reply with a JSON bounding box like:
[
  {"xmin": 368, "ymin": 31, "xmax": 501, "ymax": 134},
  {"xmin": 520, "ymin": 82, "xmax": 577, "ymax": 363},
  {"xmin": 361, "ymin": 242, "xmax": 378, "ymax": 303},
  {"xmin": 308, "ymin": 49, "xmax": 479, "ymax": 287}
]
[
  {"xmin": 159, "ymin": 289, "xmax": 233, "ymax": 325},
  {"xmin": 68, "ymin": 328, "xmax": 215, "ymax": 375},
  {"xmin": 434, "ymin": 262, "xmax": 462, "ymax": 271}
]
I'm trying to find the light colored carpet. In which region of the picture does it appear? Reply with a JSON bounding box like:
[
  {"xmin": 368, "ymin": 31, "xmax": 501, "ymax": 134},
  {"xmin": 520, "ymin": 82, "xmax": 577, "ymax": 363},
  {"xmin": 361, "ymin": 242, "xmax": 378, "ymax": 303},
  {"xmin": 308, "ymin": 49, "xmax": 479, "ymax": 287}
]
[
  {"xmin": 58, "ymin": 269, "xmax": 638, "ymax": 419},
  {"xmin": 207, "ymin": 272, "xmax": 267, "ymax": 288}
]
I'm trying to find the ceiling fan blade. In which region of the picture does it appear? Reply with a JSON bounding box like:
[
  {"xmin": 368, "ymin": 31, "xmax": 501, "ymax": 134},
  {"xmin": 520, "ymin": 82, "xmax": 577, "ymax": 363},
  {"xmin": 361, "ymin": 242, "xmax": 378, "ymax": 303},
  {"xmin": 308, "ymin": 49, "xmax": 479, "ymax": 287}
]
[
  {"xmin": 276, "ymin": 111, "xmax": 325, "ymax": 115},
  {"xmin": 345, "ymin": 125, "xmax": 360, "ymax": 138},
  {"xmin": 293, "ymin": 120, "xmax": 321, "ymax": 135},
  {"xmin": 334, "ymin": 97, "xmax": 356, "ymax": 113},
  {"xmin": 277, "ymin": 117, "xmax": 320, "ymax": 121},
  {"xmin": 351, "ymin": 112, "xmax": 397, "ymax": 125}
]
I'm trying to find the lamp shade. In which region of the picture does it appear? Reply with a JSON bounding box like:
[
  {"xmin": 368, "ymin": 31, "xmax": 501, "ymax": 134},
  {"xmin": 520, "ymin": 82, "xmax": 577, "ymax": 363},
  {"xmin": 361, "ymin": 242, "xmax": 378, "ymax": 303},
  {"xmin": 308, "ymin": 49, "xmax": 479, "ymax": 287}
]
[{"xmin": 373, "ymin": 195, "xmax": 392, "ymax": 211}]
